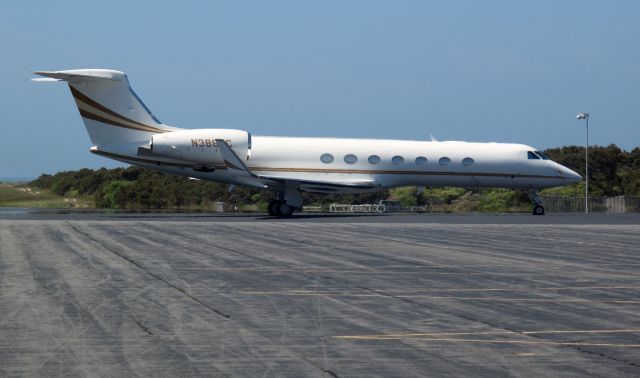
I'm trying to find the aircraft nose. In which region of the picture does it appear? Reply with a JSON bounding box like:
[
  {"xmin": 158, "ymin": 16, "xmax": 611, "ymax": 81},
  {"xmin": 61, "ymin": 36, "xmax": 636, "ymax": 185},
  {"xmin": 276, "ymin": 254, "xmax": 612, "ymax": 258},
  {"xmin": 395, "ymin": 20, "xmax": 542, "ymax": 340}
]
[
  {"xmin": 550, "ymin": 162, "xmax": 581, "ymax": 182},
  {"xmin": 561, "ymin": 165, "xmax": 582, "ymax": 182}
]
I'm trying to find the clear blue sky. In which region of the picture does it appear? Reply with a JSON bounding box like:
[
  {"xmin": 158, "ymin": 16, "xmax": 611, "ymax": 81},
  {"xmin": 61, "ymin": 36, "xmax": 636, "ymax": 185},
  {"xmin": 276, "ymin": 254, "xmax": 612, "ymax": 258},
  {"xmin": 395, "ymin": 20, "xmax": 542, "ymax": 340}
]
[{"xmin": 1, "ymin": 0, "xmax": 639, "ymax": 178}]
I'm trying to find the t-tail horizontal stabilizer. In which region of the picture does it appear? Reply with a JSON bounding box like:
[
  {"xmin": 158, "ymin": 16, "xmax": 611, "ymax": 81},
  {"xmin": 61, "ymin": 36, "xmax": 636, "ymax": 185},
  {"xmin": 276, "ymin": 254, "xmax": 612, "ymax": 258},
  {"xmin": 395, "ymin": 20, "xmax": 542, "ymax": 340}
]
[{"xmin": 31, "ymin": 77, "xmax": 61, "ymax": 82}]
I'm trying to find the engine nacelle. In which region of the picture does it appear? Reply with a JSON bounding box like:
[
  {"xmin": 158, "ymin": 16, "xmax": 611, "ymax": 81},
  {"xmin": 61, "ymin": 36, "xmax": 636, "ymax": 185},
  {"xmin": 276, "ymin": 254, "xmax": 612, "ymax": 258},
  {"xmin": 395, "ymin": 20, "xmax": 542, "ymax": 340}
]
[{"xmin": 150, "ymin": 129, "xmax": 251, "ymax": 167}]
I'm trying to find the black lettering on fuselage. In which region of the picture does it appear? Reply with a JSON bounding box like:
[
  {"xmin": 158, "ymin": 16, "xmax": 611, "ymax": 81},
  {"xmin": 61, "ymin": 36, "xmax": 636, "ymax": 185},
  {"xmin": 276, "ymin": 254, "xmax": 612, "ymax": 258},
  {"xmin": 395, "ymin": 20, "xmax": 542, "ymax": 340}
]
[{"xmin": 191, "ymin": 138, "xmax": 220, "ymax": 148}]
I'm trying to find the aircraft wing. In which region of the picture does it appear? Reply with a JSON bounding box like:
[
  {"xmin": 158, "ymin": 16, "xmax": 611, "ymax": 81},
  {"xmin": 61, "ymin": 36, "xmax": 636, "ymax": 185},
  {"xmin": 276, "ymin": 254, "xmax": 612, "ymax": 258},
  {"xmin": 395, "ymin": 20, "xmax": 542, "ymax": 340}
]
[
  {"xmin": 210, "ymin": 139, "xmax": 272, "ymax": 189},
  {"xmin": 215, "ymin": 139, "xmax": 254, "ymax": 173},
  {"xmin": 257, "ymin": 174, "xmax": 380, "ymax": 192}
]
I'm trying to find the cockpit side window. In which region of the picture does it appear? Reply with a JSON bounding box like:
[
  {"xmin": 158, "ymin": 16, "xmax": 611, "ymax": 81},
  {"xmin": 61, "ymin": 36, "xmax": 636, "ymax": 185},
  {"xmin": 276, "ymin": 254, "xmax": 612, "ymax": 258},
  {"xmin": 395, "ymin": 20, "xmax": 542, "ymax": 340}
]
[
  {"xmin": 534, "ymin": 151, "xmax": 550, "ymax": 160},
  {"xmin": 527, "ymin": 151, "xmax": 540, "ymax": 160}
]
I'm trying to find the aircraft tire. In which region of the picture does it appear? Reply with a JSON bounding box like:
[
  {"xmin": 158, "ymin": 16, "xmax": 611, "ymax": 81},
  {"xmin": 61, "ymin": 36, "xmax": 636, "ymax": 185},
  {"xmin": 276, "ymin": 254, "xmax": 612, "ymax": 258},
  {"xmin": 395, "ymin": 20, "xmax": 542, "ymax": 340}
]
[
  {"xmin": 278, "ymin": 202, "xmax": 295, "ymax": 217},
  {"xmin": 532, "ymin": 205, "xmax": 545, "ymax": 216},
  {"xmin": 268, "ymin": 200, "xmax": 281, "ymax": 216}
]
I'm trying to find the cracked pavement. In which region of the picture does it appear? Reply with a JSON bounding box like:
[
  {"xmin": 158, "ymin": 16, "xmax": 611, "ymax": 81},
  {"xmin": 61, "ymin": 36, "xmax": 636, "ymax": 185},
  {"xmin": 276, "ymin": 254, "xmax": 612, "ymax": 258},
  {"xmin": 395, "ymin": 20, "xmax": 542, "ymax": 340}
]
[{"xmin": 1, "ymin": 214, "xmax": 640, "ymax": 376}]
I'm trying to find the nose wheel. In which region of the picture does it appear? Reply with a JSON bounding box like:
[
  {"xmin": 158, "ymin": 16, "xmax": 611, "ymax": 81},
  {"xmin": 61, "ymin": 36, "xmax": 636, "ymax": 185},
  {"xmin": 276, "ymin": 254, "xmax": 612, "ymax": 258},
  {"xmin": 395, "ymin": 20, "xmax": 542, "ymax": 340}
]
[
  {"xmin": 528, "ymin": 190, "xmax": 545, "ymax": 216},
  {"xmin": 533, "ymin": 205, "xmax": 545, "ymax": 215}
]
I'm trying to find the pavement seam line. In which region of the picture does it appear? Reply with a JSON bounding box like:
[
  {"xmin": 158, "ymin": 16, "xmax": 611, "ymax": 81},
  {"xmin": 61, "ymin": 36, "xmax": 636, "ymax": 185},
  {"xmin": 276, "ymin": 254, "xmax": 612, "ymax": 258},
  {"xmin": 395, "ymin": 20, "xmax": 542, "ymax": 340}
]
[
  {"xmin": 65, "ymin": 221, "xmax": 231, "ymax": 319},
  {"xmin": 136, "ymin": 222, "xmax": 345, "ymax": 378}
]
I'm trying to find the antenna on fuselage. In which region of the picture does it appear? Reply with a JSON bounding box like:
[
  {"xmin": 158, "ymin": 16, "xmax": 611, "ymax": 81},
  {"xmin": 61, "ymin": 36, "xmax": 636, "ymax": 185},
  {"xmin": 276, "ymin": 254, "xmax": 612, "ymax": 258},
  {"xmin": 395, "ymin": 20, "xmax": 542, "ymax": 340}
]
[{"xmin": 429, "ymin": 133, "xmax": 438, "ymax": 142}]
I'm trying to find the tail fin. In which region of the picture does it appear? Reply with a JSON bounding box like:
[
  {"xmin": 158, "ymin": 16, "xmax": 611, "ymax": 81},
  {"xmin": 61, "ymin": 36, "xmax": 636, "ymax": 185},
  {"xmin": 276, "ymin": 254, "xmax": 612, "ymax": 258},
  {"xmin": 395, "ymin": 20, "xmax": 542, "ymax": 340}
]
[{"xmin": 33, "ymin": 69, "xmax": 178, "ymax": 146}]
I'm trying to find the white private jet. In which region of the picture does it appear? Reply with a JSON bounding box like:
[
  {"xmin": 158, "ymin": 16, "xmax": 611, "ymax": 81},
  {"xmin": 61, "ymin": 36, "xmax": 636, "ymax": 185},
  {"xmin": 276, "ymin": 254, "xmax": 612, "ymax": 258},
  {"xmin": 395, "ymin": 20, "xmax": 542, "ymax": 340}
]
[{"xmin": 34, "ymin": 69, "xmax": 581, "ymax": 216}]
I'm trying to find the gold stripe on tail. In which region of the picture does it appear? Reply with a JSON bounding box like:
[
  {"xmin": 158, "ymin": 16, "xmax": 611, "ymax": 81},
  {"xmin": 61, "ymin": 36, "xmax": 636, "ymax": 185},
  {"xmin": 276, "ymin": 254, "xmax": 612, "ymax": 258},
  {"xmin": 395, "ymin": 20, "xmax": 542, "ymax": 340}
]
[{"xmin": 69, "ymin": 85, "xmax": 168, "ymax": 133}]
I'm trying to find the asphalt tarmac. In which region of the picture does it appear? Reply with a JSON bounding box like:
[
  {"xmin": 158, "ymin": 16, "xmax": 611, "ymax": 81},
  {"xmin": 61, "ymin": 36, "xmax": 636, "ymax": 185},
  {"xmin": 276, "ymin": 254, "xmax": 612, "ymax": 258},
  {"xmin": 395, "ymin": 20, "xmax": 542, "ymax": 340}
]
[{"xmin": 1, "ymin": 212, "xmax": 639, "ymax": 376}]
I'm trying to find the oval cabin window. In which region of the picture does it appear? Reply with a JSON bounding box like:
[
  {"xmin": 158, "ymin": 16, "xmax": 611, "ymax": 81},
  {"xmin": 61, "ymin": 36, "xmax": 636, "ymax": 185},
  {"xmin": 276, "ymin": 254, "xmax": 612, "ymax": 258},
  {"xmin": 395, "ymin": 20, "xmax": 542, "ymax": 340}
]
[
  {"xmin": 344, "ymin": 154, "xmax": 358, "ymax": 164},
  {"xmin": 415, "ymin": 156, "xmax": 427, "ymax": 165},
  {"xmin": 462, "ymin": 157, "xmax": 474, "ymax": 166},
  {"xmin": 439, "ymin": 157, "xmax": 451, "ymax": 166},
  {"xmin": 392, "ymin": 156, "xmax": 404, "ymax": 165},
  {"xmin": 368, "ymin": 155, "xmax": 381, "ymax": 164},
  {"xmin": 320, "ymin": 153, "xmax": 334, "ymax": 164}
]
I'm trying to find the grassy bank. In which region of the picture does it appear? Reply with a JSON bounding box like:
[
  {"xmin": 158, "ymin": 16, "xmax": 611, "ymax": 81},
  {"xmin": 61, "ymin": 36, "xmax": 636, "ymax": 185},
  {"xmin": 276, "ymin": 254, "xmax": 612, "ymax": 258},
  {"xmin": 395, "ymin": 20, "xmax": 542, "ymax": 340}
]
[{"xmin": 0, "ymin": 183, "xmax": 92, "ymax": 208}]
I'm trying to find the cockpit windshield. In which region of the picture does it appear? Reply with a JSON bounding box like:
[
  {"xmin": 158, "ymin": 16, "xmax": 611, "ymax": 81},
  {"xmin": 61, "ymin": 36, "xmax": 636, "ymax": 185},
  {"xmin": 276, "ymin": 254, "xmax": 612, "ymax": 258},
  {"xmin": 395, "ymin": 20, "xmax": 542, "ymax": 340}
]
[
  {"xmin": 527, "ymin": 151, "xmax": 540, "ymax": 160},
  {"xmin": 534, "ymin": 151, "xmax": 550, "ymax": 160},
  {"xmin": 527, "ymin": 151, "xmax": 551, "ymax": 160}
]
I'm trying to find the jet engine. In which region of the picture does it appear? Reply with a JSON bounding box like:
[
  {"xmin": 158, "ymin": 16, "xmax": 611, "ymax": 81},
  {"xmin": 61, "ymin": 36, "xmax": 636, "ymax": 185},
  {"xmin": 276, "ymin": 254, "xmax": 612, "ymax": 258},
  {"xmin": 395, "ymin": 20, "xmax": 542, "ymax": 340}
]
[{"xmin": 147, "ymin": 129, "xmax": 251, "ymax": 169}]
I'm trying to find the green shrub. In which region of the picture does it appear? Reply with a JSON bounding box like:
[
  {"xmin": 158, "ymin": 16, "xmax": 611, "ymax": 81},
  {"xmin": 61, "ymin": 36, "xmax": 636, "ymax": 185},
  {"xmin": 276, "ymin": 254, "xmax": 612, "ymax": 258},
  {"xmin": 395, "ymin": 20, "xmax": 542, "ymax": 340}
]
[
  {"xmin": 97, "ymin": 180, "xmax": 129, "ymax": 208},
  {"xmin": 389, "ymin": 187, "xmax": 418, "ymax": 207}
]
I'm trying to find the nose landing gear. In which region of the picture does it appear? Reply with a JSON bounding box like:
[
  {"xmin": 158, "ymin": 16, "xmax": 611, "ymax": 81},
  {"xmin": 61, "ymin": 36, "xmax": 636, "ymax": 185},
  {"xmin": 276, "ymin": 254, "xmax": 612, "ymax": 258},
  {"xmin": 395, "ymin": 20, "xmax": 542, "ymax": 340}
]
[{"xmin": 528, "ymin": 190, "xmax": 545, "ymax": 215}]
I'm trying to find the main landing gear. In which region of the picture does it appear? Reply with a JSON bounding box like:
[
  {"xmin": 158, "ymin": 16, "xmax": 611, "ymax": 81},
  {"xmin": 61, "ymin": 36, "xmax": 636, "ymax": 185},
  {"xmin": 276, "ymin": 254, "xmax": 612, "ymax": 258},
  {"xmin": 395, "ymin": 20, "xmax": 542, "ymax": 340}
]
[
  {"xmin": 267, "ymin": 200, "xmax": 295, "ymax": 217},
  {"xmin": 267, "ymin": 189, "xmax": 303, "ymax": 217},
  {"xmin": 528, "ymin": 189, "xmax": 545, "ymax": 215}
]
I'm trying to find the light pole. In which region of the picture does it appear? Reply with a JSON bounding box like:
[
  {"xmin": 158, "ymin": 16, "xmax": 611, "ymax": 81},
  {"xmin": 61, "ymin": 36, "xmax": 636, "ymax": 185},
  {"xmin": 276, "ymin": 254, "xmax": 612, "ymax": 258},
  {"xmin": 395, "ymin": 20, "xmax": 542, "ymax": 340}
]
[{"xmin": 576, "ymin": 113, "xmax": 589, "ymax": 213}]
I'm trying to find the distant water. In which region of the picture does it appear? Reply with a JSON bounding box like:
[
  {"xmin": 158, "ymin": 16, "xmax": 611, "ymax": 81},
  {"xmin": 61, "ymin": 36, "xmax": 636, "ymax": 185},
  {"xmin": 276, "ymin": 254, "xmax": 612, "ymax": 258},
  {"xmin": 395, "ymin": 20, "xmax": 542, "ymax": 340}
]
[{"xmin": 0, "ymin": 178, "xmax": 35, "ymax": 183}]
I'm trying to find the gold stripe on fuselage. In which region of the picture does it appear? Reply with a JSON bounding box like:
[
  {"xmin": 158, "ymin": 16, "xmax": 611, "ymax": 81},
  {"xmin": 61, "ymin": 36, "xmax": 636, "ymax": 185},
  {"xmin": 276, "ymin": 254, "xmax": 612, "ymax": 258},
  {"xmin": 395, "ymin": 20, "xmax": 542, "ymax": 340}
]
[
  {"xmin": 249, "ymin": 166, "xmax": 564, "ymax": 180},
  {"xmin": 90, "ymin": 150, "xmax": 567, "ymax": 181}
]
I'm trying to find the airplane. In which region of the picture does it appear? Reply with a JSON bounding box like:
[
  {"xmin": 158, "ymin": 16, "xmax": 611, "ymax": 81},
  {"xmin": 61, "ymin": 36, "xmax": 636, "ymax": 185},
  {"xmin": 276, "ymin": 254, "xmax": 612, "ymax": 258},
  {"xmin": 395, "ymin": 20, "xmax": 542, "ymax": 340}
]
[{"xmin": 33, "ymin": 69, "xmax": 582, "ymax": 216}]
